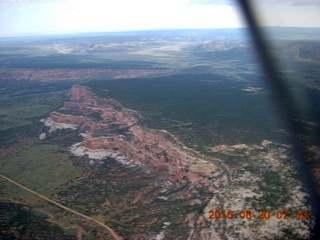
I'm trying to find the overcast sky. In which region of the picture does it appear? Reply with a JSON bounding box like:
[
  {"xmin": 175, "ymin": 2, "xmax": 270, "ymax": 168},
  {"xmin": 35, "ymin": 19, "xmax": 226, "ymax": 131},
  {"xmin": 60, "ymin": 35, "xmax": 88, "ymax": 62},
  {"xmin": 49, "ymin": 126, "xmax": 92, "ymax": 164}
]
[{"xmin": 0, "ymin": 0, "xmax": 319, "ymax": 36}]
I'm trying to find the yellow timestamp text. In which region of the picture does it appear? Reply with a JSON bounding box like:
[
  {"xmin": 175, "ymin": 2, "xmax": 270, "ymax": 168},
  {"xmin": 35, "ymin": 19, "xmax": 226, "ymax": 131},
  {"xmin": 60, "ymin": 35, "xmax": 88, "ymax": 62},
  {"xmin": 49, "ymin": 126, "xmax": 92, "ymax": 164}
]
[{"xmin": 208, "ymin": 209, "xmax": 308, "ymax": 220}]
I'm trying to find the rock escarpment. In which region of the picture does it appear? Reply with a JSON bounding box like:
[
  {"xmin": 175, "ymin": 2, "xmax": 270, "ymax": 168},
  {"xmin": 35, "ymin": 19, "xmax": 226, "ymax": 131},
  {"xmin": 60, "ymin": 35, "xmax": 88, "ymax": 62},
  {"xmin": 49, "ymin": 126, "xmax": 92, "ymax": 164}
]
[
  {"xmin": 48, "ymin": 85, "xmax": 229, "ymax": 191},
  {"xmin": 42, "ymin": 84, "xmax": 230, "ymax": 239}
]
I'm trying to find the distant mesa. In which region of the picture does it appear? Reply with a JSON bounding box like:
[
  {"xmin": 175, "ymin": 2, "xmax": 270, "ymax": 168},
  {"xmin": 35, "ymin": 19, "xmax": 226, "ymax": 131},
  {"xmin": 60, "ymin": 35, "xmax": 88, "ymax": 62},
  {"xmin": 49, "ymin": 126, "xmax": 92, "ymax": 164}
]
[{"xmin": 0, "ymin": 68, "xmax": 173, "ymax": 82}]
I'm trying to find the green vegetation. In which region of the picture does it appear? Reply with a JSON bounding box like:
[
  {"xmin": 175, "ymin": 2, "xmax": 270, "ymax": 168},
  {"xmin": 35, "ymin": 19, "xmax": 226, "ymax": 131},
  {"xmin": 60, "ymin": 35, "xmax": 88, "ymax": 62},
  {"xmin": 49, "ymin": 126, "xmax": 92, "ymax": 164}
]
[
  {"xmin": 0, "ymin": 81, "xmax": 72, "ymax": 131},
  {"xmin": 0, "ymin": 201, "xmax": 76, "ymax": 240},
  {"xmin": 84, "ymin": 74, "xmax": 285, "ymax": 150},
  {"xmin": 1, "ymin": 144, "xmax": 82, "ymax": 196},
  {"xmin": 0, "ymin": 80, "xmax": 82, "ymax": 201},
  {"xmin": 0, "ymin": 92, "xmax": 65, "ymax": 131},
  {"xmin": 1, "ymin": 29, "xmax": 319, "ymax": 239},
  {"xmin": 0, "ymin": 54, "xmax": 161, "ymax": 69},
  {"xmin": 0, "ymin": 80, "xmax": 85, "ymax": 238}
]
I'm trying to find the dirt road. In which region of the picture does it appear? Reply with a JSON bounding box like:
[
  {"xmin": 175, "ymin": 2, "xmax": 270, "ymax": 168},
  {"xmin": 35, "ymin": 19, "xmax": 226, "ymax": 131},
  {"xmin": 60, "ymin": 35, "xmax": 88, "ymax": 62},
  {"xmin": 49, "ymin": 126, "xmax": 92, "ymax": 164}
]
[{"xmin": 0, "ymin": 174, "xmax": 122, "ymax": 240}]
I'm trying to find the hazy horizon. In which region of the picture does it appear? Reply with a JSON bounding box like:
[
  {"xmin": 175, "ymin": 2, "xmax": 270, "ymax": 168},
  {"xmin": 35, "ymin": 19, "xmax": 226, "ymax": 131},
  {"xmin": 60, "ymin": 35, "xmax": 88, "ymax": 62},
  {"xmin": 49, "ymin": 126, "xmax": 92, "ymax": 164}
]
[{"xmin": 1, "ymin": 0, "xmax": 320, "ymax": 37}]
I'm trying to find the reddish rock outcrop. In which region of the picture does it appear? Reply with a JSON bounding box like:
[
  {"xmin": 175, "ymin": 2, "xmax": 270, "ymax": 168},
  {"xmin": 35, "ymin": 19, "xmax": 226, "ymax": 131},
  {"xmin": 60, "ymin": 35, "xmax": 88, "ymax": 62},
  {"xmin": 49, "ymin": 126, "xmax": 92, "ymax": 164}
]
[
  {"xmin": 67, "ymin": 84, "xmax": 92, "ymax": 100},
  {"xmin": 43, "ymin": 84, "xmax": 231, "ymax": 239},
  {"xmin": 49, "ymin": 111, "xmax": 90, "ymax": 125},
  {"xmin": 45, "ymin": 85, "xmax": 229, "ymax": 190}
]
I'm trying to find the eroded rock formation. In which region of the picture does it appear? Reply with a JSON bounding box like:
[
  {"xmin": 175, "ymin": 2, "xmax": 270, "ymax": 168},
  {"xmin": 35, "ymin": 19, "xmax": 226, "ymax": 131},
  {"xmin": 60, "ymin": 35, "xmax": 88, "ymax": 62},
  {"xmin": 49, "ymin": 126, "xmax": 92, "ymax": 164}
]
[
  {"xmin": 48, "ymin": 85, "xmax": 229, "ymax": 190},
  {"xmin": 42, "ymin": 84, "xmax": 231, "ymax": 239}
]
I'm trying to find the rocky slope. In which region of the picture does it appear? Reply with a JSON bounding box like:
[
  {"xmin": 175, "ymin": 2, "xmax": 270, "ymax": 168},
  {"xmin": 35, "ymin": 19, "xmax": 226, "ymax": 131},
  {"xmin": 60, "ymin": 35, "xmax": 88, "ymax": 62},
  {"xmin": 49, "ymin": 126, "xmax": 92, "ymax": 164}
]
[
  {"xmin": 47, "ymin": 85, "xmax": 229, "ymax": 190},
  {"xmin": 41, "ymin": 85, "xmax": 313, "ymax": 239},
  {"xmin": 41, "ymin": 84, "xmax": 230, "ymax": 239}
]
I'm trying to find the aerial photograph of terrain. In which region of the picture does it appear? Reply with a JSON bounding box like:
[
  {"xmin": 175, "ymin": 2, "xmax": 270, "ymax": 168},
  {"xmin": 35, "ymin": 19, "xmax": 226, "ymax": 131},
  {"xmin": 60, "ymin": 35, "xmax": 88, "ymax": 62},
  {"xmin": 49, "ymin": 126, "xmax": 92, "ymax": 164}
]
[{"xmin": 1, "ymin": 0, "xmax": 320, "ymax": 239}]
